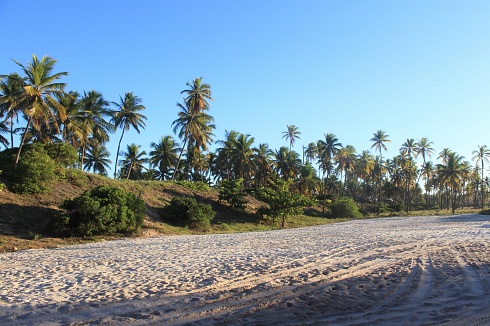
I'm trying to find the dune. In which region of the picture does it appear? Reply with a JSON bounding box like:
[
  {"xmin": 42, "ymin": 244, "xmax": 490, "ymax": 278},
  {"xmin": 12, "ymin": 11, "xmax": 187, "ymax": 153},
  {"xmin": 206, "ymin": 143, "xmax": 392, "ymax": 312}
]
[{"xmin": 1, "ymin": 214, "xmax": 490, "ymax": 325}]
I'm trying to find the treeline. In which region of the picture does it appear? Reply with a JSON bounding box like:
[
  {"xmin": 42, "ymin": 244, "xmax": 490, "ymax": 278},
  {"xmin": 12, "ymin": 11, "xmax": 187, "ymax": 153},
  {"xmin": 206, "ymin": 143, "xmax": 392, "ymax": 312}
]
[{"xmin": 1, "ymin": 55, "xmax": 489, "ymax": 216}]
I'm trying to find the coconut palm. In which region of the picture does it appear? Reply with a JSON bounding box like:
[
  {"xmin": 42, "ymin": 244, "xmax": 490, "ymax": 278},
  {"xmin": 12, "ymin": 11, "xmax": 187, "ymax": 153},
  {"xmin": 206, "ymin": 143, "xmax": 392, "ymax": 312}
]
[
  {"xmin": 0, "ymin": 120, "xmax": 9, "ymax": 148},
  {"xmin": 415, "ymin": 137, "xmax": 435, "ymax": 208},
  {"xmin": 171, "ymin": 101, "xmax": 215, "ymax": 180},
  {"xmin": 83, "ymin": 143, "xmax": 111, "ymax": 175},
  {"xmin": 296, "ymin": 163, "xmax": 319, "ymax": 197},
  {"xmin": 337, "ymin": 145, "xmax": 356, "ymax": 195},
  {"xmin": 0, "ymin": 73, "xmax": 25, "ymax": 148},
  {"xmin": 282, "ymin": 125, "xmax": 301, "ymax": 150},
  {"xmin": 370, "ymin": 130, "xmax": 390, "ymax": 215},
  {"xmin": 119, "ymin": 143, "xmax": 148, "ymax": 180},
  {"xmin": 229, "ymin": 133, "xmax": 256, "ymax": 185},
  {"xmin": 149, "ymin": 135, "xmax": 180, "ymax": 180},
  {"xmin": 400, "ymin": 138, "xmax": 417, "ymax": 212},
  {"xmin": 181, "ymin": 77, "xmax": 212, "ymax": 113},
  {"xmin": 472, "ymin": 145, "xmax": 490, "ymax": 208},
  {"xmin": 438, "ymin": 152, "xmax": 466, "ymax": 213},
  {"xmin": 111, "ymin": 92, "xmax": 147, "ymax": 178},
  {"xmin": 254, "ymin": 143, "xmax": 273, "ymax": 188},
  {"xmin": 12, "ymin": 55, "xmax": 68, "ymax": 169},
  {"xmin": 317, "ymin": 133, "xmax": 342, "ymax": 212},
  {"xmin": 274, "ymin": 146, "xmax": 301, "ymax": 180}
]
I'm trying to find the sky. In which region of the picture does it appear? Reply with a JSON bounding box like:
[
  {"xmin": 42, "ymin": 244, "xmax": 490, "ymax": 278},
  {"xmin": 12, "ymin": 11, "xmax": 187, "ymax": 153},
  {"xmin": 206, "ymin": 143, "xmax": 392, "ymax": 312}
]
[{"xmin": 1, "ymin": 0, "xmax": 490, "ymax": 173}]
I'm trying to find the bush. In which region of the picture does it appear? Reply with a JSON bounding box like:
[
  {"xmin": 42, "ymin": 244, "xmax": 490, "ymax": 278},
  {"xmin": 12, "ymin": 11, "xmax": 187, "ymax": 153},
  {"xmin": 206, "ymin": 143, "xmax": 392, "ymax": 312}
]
[
  {"xmin": 218, "ymin": 179, "xmax": 247, "ymax": 209},
  {"xmin": 53, "ymin": 185, "xmax": 145, "ymax": 236},
  {"xmin": 0, "ymin": 170, "xmax": 5, "ymax": 192},
  {"xmin": 328, "ymin": 197, "xmax": 362, "ymax": 218},
  {"xmin": 161, "ymin": 196, "xmax": 215, "ymax": 230},
  {"xmin": 43, "ymin": 143, "xmax": 78, "ymax": 167},
  {"xmin": 12, "ymin": 144, "xmax": 58, "ymax": 194},
  {"xmin": 175, "ymin": 181, "xmax": 211, "ymax": 192}
]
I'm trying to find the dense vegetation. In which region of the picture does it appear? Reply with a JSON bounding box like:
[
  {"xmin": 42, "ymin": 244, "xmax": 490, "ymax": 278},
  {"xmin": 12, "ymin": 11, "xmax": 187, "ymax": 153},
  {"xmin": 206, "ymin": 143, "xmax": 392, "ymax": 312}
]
[{"xmin": 1, "ymin": 54, "xmax": 489, "ymax": 249}]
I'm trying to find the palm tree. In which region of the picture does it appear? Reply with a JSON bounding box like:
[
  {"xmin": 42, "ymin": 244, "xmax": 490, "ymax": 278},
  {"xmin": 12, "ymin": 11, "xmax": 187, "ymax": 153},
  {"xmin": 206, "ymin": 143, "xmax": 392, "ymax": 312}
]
[
  {"xmin": 0, "ymin": 120, "xmax": 9, "ymax": 149},
  {"xmin": 171, "ymin": 101, "xmax": 215, "ymax": 180},
  {"xmin": 181, "ymin": 77, "xmax": 212, "ymax": 113},
  {"xmin": 282, "ymin": 125, "xmax": 301, "ymax": 150},
  {"xmin": 254, "ymin": 143, "xmax": 273, "ymax": 188},
  {"xmin": 149, "ymin": 135, "xmax": 180, "ymax": 180},
  {"xmin": 415, "ymin": 137, "xmax": 435, "ymax": 208},
  {"xmin": 438, "ymin": 152, "xmax": 467, "ymax": 213},
  {"xmin": 296, "ymin": 163, "xmax": 319, "ymax": 197},
  {"xmin": 111, "ymin": 92, "xmax": 147, "ymax": 178},
  {"xmin": 0, "ymin": 73, "xmax": 25, "ymax": 148},
  {"xmin": 119, "ymin": 143, "xmax": 148, "ymax": 180},
  {"xmin": 274, "ymin": 146, "xmax": 301, "ymax": 180},
  {"xmin": 337, "ymin": 145, "xmax": 356, "ymax": 195},
  {"xmin": 317, "ymin": 133, "xmax": 342, "ymax": 212},
  {"xmin": 472, "ymin": 145, "xmax": 490, "ymax": 208},
  {"xmin": 229, "ymin": 133, "xmax": 256, "ymax": 186},
  {"xmin": 12, "ymin": 55, "xmax": 68, "ymax": 169},
  {"xmin": 370, "ymin": 130, "xmax": 390, "ymax": 215},
  {"xmin": 83, "ymin": 143, "xmax": 111, "ymax": 175},
  {"xmin": 400, "ymin": 138, "xmax": 417, "ymax": 212}
]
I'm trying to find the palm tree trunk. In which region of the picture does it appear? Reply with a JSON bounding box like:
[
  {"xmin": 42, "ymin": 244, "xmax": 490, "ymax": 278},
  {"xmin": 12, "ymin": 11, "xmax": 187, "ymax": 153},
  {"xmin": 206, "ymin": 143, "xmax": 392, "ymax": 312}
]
[
  {"xmin": 482, "ymin": 161, "xmax": 485, "ymax": 209},
  {"xmin": 172, "ymin": 136, "xmax": 188, "ymax": 181},
  {"xmin": 114, "ymin": 128, "xmax": 125, "ymax": 179},
  {"xmin": 10, "ymin": 112, "xmax": 14, "ymax": 149},
  {"xmin": 14, "ymin": 116, "xmax": 33, "ymax": 171}
]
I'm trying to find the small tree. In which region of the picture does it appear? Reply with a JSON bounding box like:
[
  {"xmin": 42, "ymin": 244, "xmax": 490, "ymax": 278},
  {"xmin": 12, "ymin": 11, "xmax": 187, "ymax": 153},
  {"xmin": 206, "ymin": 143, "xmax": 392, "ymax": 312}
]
[
  {"xmin": 218, "ymin": 178, "xmax": 247, "ymax": 209},
  {"xmin": 254, "ymin": 178, "xmax": 312, "ymax": 228}
]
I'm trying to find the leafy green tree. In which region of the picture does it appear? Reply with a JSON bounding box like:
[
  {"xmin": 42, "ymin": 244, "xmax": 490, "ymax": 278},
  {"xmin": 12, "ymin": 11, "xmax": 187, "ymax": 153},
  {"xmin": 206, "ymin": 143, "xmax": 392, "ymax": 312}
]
[
  {"xmin": 150, "ymin": 135, "xmax": 179, "ymax": 180},
  {"xmin": 282, "ymin": 125, "xmax": 301, "ymax": 150},
  {"xmin": 254, "ymin": 177, "xmax": 312, "ymax": 228},
  {"xmin": 472, "ymin": 145, "xmax": 490, "ymax": 209},
  {"xmin": 111, "ymin": 92, "xmax": 147, "ymax": 178},
  {"xmin": 219, "ymin": 178, "xmax": 247, "ymax": 209},
  {"xmin": 12, "ymin": 55, "xmax": 68, "ymax": 170}
]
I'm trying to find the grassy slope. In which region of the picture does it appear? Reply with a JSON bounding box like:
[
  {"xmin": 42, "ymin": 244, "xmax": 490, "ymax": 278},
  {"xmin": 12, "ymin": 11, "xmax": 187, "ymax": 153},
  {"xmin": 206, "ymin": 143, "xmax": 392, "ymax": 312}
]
[
  {"xmin": 1, "ymin": 170, "xmax": 333, "ymax": 252},
  {"xmin": 1, "ymin": 169, "xmax": 482, "ymax": 253}
]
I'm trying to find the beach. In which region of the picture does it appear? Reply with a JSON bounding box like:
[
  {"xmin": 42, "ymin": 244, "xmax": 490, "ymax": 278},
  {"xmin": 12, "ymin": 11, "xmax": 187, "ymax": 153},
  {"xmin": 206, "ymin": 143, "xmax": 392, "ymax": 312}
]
[{"xmin": 1, "ymin": 214, "xmax": 490, "ymax": 325}]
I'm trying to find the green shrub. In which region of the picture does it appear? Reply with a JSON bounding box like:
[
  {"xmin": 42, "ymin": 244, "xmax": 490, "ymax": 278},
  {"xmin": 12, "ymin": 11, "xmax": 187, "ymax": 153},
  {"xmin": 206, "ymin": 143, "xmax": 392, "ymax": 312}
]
[
  {"xmin": 161, "ymin": 196, "xmax": 215, "ymax": 230},
  {"xmin": 0, "ymin": 170, "xmax": 5, "ymax": 192},
  {"xmin": 43, "ymin": 143, "xmax": 78, "ymax": 167},
  {"xmin": 12, "ymin": 144, "xmax": 58, "ymax": 194},
  {"xmin": 218, "ymin": 178, "xmax": 247, "ymax": 209},
  {"xmin": 53, "ymin": 185, "xmax": 145, "ymax": 236},
  {"xmin": 328, "ymin": 197, "xmax": 362, "ymax": 218}
]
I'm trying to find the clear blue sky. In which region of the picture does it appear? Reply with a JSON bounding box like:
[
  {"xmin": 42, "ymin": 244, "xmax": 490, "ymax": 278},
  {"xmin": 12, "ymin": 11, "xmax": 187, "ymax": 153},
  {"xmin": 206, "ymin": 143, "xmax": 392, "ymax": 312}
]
[{"xmin": 1, "ymin": 0, "xmax": 490, "ymax": 172}]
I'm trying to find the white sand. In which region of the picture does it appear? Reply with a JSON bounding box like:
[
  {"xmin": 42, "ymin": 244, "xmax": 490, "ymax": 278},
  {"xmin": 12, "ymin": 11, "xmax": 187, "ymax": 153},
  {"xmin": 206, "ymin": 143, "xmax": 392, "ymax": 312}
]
[{"xmin": 1, "ymin": 214, "xmax": 490, "ymax": 325}]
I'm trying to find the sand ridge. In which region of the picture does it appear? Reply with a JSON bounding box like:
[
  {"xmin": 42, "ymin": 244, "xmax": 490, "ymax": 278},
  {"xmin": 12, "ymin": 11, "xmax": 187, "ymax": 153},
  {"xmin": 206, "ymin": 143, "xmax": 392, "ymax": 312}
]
[{"xmin": 1, "ymin": 214, "xmax": 490, "ymax": 325}]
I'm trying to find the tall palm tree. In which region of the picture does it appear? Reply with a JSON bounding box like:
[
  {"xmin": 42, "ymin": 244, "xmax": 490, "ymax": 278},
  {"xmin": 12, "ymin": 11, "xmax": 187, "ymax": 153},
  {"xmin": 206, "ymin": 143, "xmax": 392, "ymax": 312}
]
[
  {"xmin": 317, "ymin": 133, "xmax": 342, "ymax": 212},
  {"xmin": 254, "ymin": 143, "xmax": 273, "ymax": 188},
  {"xmin": 400, "ymin": 138, "xmax": 417, "ymax": 212},
  {"xmin": 230, "ymin": 133, "xmax": 256, "ymax": 185},
  {"xmin": 0, "ymin": 73, "xmax": 25, "ymax": 148},
  {"xmin": 119, "ymin": 143, "xmax": 148, "ymax": 180},
  {"xmin": 414, "ymin": 137, "xmax": 435, "ymax": 208},
  {"xmin": 282, "ymin": 125, "xmax": 301, "ymax": 150},
  {"xmin": 83, "ymin": 143, "xmax": 111, "ymax": 175},
  {"xmin": 274, "ymin": 146, "xmax": 301, "ymax": 180},
  {"xmin": 149, "ymin": 135, "xmax": 180, "ymax": 180},
  {"xmin": 181, "ymin": 77, "xmax": 212, "ymax": 113},
  {"xmin": 370, "ymin": 130, "xmax": 390, "ymax": 215},
  {"xmin": 111, "ymin": 92, "xmax": 147, "ymax": 178},
  {"xmin": 0, "ymin": 120, "xmax": 9, "ymax": 149},
  {"xmin": 438, "ymin": 152, "xmax": 467, "ymax": 213},
  {"xmin": 337, "ymin": 145, "xmax": 357, "ymax": 195},
  {"xmin": 171, "ymin": 101, "xmax": 215, "ymax": 180},
  {"xmin": 472, "ymin": 145, "xmax": 490, "ymax": 209},
  {"xmin": 12, "ymin": 55, "xmax": 68, "ymax": 169}
]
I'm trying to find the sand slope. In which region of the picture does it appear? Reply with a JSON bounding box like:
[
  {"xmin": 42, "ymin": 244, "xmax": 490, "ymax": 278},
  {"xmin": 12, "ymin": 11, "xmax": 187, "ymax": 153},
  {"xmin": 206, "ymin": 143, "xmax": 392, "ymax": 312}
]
[{"xmin": 1, "ymin": 215, "xmax": 490, "ymax": 325}]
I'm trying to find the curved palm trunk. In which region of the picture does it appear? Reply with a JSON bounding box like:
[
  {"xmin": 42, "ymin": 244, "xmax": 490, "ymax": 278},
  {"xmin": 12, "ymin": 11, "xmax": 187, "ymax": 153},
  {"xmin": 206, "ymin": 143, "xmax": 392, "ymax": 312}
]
[
  {"xmin": 482, "ymin": 161, "xmax": 485, "ymax": 209},
  {"xmin": 14, "ymin": 116, "xmax": 33, "ymax": 171},
  {"xmin": 114, "ymin": 128, "xmax": 125, "ymax": 179},
  {"xmin": 172, "ymin": 136, "xmax": 188, "ymax": 181},
  {"xmin": 10, "ymin": 113, "xmax": 14, "ymax": 149},
  {"xmin": 126, "ymin": 161, "xmax": 133, "ymax": 180}
]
